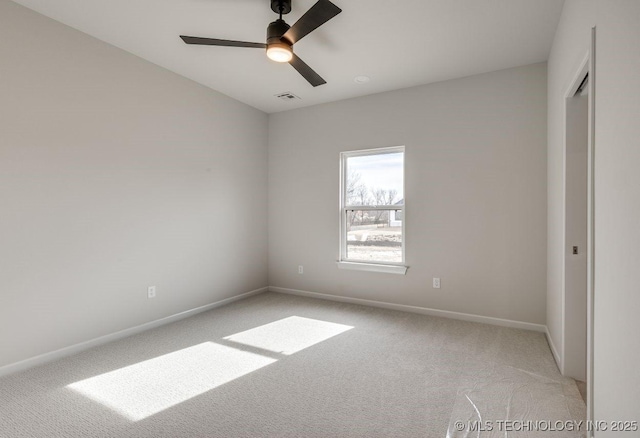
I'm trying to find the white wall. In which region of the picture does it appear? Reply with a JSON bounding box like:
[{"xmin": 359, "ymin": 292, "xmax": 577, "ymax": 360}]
[
  {"xmin": 546, "ymin": 0, "xmax": 595, "ymax": 371},
  {"xmin": 592, "ymin": 0, "xmax": 640, "ymax": 430},
  {"xmin": 269, "ymin": 63, "xmax": 548, "ymax": 325},
  {"xmin": 548, "ymin": 0, "xmax": 640, "ymax": 429},
  {"xmin": 0, "ymin": 1, "xmax": 268, "ymax": 369}
]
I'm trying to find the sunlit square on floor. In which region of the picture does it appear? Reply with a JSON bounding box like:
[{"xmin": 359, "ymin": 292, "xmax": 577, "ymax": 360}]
[
  {"xmin": 224, "ymin": 316, "xmax": 354, "ymax": 355},
  {"xmin": 67, "ymin": 342, "xmax": 276, "ymax": 421}
]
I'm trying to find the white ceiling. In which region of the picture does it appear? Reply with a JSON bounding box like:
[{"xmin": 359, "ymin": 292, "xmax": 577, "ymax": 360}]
[{"xmin": 11, "ymin": 0, "xmax": 564, "ymax": 113}]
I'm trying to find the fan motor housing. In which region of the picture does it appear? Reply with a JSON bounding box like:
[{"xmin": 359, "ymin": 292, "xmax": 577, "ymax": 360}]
[
  {"xmin": 267, "ymin": 19, "xmax": 292, "ymax": 45},
  {"xmin": 271, "ymin": 0, "xmax": 292, "ymax": 15}
]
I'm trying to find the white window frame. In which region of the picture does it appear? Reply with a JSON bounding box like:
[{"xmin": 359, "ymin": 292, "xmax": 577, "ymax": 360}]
[{"xmin": 337, "ymin": 146, "xmax": 407, "ymax": 275}]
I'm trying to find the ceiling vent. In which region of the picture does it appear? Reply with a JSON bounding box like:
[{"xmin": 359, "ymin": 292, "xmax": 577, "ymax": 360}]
[{"xmin": 275, "ymin": 92, "xmax": 301, "ymax": 101}]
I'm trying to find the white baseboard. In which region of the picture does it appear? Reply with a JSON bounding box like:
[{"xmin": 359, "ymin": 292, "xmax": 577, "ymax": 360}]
[
  {"xmin": 545, "ymin": 326, "xmax": 563, "ymax": 372},
  {"xmin": 269, "ymin": 286, "xmax": 547, "ymax": 333},
  {"xmin": 0, "ymin": 287, "xmax": 269, "ymax": 378}
]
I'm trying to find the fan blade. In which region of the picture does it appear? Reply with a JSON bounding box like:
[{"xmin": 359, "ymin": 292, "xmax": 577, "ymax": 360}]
[
  {"xmin": 282, "ymin": 0, "xmax": 342, "ymax": 44},
  {"xmin": 180, "ymin": 36, "xmax": 266, "ymax": 49},
  {"xmin": 289, "ymin": 53, "xmax": 326, "ymax": 87}
]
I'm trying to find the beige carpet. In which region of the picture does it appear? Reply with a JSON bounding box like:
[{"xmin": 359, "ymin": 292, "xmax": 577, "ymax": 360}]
[{"xmin": 0, "ymin": 292, "xmax": 585, "ymax": 437}]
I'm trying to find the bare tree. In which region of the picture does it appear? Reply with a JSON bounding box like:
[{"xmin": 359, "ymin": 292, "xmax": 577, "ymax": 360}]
[
  {"xmin": 347, "ymin": 171, "xmax": 370, "ymax": 226},
  {"xmin": 372, "ymin": 188, "xmax": 386, "ymax": 223},
  {"xmin": 372, "ymin": 188, "xmax": 385, "ymax": 206},
  {"xmin": 368, "ymin": 188, "xmax": 399, "ymax": 224},
  {"xmin": 346, "ymin": 170, "xmax": 362, "ymax": 205},
  {"xmin": 346, "ymin": 171, "xmax": 399, "ymax": 227},
  {"xmin": 386, "ymin": 189, "xmax": 398, "ymax": 205},
  {"xmin": 355, "ymin": 185, "xmax": 370, "ymax": 206}
]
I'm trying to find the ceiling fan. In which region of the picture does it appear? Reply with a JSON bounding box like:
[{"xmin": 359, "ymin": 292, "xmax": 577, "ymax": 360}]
[{"xmin": 180, "ymin": 0, "xmax": 342, "ymax": 87}]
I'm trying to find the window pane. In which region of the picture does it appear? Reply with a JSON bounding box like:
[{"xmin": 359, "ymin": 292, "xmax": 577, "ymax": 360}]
[
  {"xmin": 346, "ymin": 209, "xmax": 402, "ymax": 263},
  {"xmin": 346, "ymin": 152, "xmax": 403, "ymax": 206}
]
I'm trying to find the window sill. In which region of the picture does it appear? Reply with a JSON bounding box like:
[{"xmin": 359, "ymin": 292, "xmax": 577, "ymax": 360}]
[{"xmin": 336, "ymin": 261, "xmax": 408, "ymax": 275}]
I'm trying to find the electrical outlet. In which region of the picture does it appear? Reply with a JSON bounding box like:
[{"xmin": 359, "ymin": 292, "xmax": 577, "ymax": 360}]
[
  {"xmin": 433, "ymin": 278, "xmax": 441, "ymax": 289},
  {"xmin": 148, "ymin": 286, "xmax": 156, "ymax": 299},
  {"xmin": 298, "ymin": 265, "xmax": 304, "ymax": 274}
]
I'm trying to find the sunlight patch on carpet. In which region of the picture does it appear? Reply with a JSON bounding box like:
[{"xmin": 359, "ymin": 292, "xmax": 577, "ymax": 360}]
[
  {"xmin": 224, "ymin": 316, "xmax": 354, "ymax": 355},
  {"xmin": 67, "ymin": 342, "xmax": 276, "ymax": 421}
]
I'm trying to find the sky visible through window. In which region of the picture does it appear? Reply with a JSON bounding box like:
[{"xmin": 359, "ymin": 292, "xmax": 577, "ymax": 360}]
[
  {"xmin": 343, "ymin": 150, "xmax": 404, "ymax": 263},
  {"xmin": 347, "ymin": 152, "xmax": 404, "ymax": 203}
]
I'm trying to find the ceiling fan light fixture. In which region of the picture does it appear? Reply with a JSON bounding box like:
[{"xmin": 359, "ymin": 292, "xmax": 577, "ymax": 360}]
[
  {"xmin": 266, "ymin": 43, "xmax": 293, "ymax": 63},
  {"xmin": 180, "ymin": 0, "xmax": 342, "ymax": 86}
]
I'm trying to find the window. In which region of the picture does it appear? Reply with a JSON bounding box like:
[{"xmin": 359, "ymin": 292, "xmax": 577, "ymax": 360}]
[{"xmin": 338, "ymin": 146, "xmax": 407, "ymax": 274}]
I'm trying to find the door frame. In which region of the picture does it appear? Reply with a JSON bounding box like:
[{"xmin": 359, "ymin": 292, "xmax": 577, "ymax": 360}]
[
  {"xmin": 586, "ymin": 26, "xmax": 596, "ymax": 432},
  {"xmin": 561, "ymin": 27, "xmax": 596, "ymax": 431}
]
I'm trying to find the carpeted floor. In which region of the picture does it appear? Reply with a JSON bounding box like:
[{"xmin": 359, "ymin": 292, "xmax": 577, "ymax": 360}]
[{"xmin": 0, "ymin": 292, "xmax": 585, "ymax": 437}]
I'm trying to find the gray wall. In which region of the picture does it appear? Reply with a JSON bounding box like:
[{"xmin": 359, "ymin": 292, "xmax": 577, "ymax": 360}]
[
  {"xmin": 269, "ymin": 63, "xmax": 548, "ymax": 325},
  {"xmin": 546, "ymin": 0, "xmax": 595, "ymax": 379},
  {"xmin": 0, "ymin": 1, "xmax": 268, "ymax": 369},
  {"xmin": 548, "ymin": 0, "xmax": 640, "ymax": 429},
  {"xmin": 592, "ymin": 0, "xmax": 640, "ymax": 430}
]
